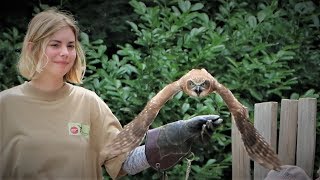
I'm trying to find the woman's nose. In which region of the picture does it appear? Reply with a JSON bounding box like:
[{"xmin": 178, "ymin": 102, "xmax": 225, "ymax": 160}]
[{"xmin": 60, "ymin": 46, "xmax": 69, "ymax": 56}]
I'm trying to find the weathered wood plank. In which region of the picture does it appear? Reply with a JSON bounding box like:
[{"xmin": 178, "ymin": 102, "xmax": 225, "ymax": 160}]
[
  {"xmin": 296, "ymin": 98, "xmax": 317, "ymax": 178},
  {"xmin": 232, "ymin": 116, "xmax": 250, "ymax": 180},
  {"xmin": 253, "ymin": 102, "xmax": 278, "ymax": 180},
  {"xmin": 232, "ymin": 98, "xmax": 317, "ymax": 180},
  {"xmin": 278, "ymin": 99, "xmax": 298, "ymax": 165}
]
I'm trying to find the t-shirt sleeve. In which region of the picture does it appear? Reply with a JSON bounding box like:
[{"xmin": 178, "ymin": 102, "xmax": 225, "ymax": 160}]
[
  {"xmin": 101, "ymin": 111, "xmax": 127, "ymax": 179},
  {"xmin": 90, "ymin": 92, "xmax": 127, "ymax": 179}
]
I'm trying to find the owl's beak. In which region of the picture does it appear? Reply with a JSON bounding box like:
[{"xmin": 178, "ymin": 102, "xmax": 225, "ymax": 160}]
[{"xmin": 195, "ymin": 86, "xmax": 202, "ymax": 96}]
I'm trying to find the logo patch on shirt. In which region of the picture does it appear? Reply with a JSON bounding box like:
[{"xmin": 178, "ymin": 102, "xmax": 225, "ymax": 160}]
[{"xmin": 68, "ymin": 122, "xmax": 90, "ymax": 138}]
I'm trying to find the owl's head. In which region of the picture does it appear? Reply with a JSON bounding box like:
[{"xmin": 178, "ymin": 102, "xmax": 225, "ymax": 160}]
[{"xmin": 179, "ymin": 69, "xmax": 214, "ymax": 97}]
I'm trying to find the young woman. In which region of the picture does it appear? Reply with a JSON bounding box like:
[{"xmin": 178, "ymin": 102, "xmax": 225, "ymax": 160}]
[{"xmin": 0, "ymin": 8, "xmax": 222, "ymax": 179}]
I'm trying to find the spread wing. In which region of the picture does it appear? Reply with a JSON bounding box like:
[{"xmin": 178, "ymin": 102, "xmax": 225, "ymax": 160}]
[
  {"xmin": 234, "ymin": 107, "xmax": 281, "ymax": 170},
  {"xmin": 101, "ymin": 73, "xmax": 210, "ymax": 161},
  {"xmin": 180, "ymin": 68, "xmax": 281, "ymax": 170},
  {"xmin": 102, "ymin": 81, "xmax": 182, "ymax": 161}
]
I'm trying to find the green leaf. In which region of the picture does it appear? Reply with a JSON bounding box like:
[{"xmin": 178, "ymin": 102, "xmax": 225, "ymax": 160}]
[
  {"xmin": 182, "ymin": 103, "xmax": 190, "ymax": 114},
  {"xmin": 190, "ymin": 3, "xmax": 204, "ymax": 11},
  {"xmin": 219, "ymin": 6, "xmax": 228, "ymax": 16},
  {"xmin": 170, "ymin": 25, "xmax": 179, "ymax": 32},
  {"xmin": 294, "ymin": 1, "xmax": 315, "ymax": 14},
  {"xmin": 97, "ymin": 45, "xmax": 107, "ymax": 56},
  {"xmin": 206, "ymin": 159, "xmax": 217, "ymax": 165},
  {"xmin": 129, "ymin": 0, "xmax": 147, "ymax": 14},
  {"xmin": 226, "ymin": 57, "xmax": 238, "ymax": 68},
  {"xmin": 93, "ymin": 78, "xmax": 100, "ymax": 89},
  {"xmin": 126, "ymin": 21, "xmax": 139, "ymax": 33},
  {"xmin": 197, "ymin": 13, "xmax": 209, "ymax": 24},
  {"xmin": 174, "ymin": 91, "xmax": 183, "ymax": 99},
  {"xmin": 247, "ymin": 15, "xmax": 257, "ymax": 27},
  {"xmin": 80, "ymin": 32, "xmax": 89, "ymax": 45},
  {"xmin": 302, "ymin": 89, "xmax": 319, "ymax": 98},
  {"xmin": 290, "ymin": 93, "xmax": 300, "ymax": 99},
  {"xmin": 171, "ymin": 6, "xmax": 181, "ymax": 16},
  {"xmin": 311, "ymin": 15, "xmax": 320, "ymax": 28},
  {"xmin": 257, "ymin": 11, "xmax": 266, "ymax": 22},
  {"xmin": 214, "ymin": 94, "xmax": 224, "ymax": 106},
  {"xmin": 190, "ymin": 27, "xmax": 206, "ymax": 37},
  {"xmin": 178, "ymin": 0, "xmax": 191, "ymax": 13},
  {"xmin": 92, "ymin": 39, "xmax": 104, "ymax": 45},
  {"xmin": 248, "ymin": 88, "xmax": 263, "ymax": 101},
  {"xmin": 211, "ymin": 44, "xmax": 225, "ymax": 52}
]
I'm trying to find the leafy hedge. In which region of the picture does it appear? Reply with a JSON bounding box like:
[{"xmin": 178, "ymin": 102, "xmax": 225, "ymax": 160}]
[{"xmin": 0, "ymin": 0, "xmax": 319, "ymax": 179}]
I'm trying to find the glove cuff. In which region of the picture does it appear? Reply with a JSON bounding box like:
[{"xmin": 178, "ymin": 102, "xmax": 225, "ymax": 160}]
[{"xmin": 145, "ymin": 128, "xmax": 189, "ymax": 171}]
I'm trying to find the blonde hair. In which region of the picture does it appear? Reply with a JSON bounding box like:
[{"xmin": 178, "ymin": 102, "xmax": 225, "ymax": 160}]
[{"xmin": 18, "ymin": 8, "xmax": 86, "ymax": 84}]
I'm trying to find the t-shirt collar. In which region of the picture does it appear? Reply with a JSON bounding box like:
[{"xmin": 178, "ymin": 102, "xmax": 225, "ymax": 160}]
[{"xmin": 21, "ymin": 81, "xmax": 73, "ymax": 101}]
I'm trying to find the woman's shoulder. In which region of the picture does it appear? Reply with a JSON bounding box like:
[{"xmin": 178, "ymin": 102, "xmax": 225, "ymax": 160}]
[
  {"xmin": 0, "ymin": 84, "xmax": 24, "ymax": 98},
  {"xmin": 0, "ymin": 84, "xmax": 26, "ymax": 106},
  {"xmin": 71, "ymin": 84, "xmax": 104, "ymax": 102},
  {"xmin": 71, "ymin": 84, "xmax": 109, "ymax": 110},
  {"xmin": 72, "ymin": 84, "xmax": 97, "ymax": 97}
]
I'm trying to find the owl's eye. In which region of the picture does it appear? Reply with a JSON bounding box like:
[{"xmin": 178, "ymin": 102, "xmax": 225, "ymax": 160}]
[
  {"xmin": 202, "ymin": 80, "xmax": 210, "ymax": 88},
  {"xmin": 187, "ymin": 80, "xmax": 194, "ymax": 87}
]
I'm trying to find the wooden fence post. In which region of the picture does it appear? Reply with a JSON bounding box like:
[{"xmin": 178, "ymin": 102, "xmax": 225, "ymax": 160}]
[
  {"xmin": 232, "ymin": 116, "xmax": 250, "ymax": 180},
  {"xmin": 253, "ymin": 102, "xmax": 278, "ymax": 180},
  {"xmin": 278, "ymin": 99, "xmax": 298, "ymax": 165},
  {"xmin": 296, "ymin": 98, "xmax": 317, "ymax": 178},
  {"xmin": 232, "ymin": 98, "xmax": 317, "ymax": 180}
]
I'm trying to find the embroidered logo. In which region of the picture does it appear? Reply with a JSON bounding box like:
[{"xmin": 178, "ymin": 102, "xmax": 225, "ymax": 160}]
[{"xmin": 68, "ymin": 122, "xmax": 90, "ymax": 138}]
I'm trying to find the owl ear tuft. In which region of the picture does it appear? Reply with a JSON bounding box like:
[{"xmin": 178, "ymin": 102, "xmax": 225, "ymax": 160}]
[{"xmin": 200, "ymin": 68, "xmax": 208, "ymax": 73}]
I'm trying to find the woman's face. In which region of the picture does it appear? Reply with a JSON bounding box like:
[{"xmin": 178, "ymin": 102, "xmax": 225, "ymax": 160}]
[{"xmin": 40, "ymin": 26, "xmax": 76, "ymax": 80}]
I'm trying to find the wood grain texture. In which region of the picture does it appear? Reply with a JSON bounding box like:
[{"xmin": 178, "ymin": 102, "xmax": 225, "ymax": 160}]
[
  {"xmin": 253, "ymin": 102, "xmax": 278, "ymax": 179},
  {"xmin": 278, "ymin": 99, "xmax": 298, "ymax": 165},
  {"xmin": 232, "ymin": 116, "xmax": 250, "ymax": 180},
  {"xmin": 296, "ymin": 98, "xmax": 317, "ymax": 178}
]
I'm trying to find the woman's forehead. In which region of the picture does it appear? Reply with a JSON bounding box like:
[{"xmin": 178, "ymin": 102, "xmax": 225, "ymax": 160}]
[{"xmin": 49, "ymin": 27, "xmax": 75, "ymax": 42}]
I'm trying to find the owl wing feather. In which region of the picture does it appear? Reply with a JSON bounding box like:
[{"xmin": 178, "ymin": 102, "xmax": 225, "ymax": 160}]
[
  {"xmin": 103, "ymin": 81, "xmax": 182, "ymax": 161},
  {"xmin": 198, "ymin": 68, "xmax": 281, "ymax": 170},
  {"xmin": 235, "ymin": 112, "xmax": 281, "ymax": 170}
]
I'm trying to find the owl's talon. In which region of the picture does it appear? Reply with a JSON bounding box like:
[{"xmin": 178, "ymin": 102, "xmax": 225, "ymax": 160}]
[
  {"xmin": 200, "ymin": 123, "xmax": 214, "ymax": 143},
  {"xmin": 201, "ymin": 124, "xmax": 206, "ymax": 141},
  {"xmin": 206, "ymin": 120, "xmax": 213, "ymax": 130}
]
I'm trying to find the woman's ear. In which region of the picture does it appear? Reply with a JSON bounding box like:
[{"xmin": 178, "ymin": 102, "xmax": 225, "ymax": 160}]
[{"xmin": 27, "ymin": 42, "xmax": 34, "ymax": 52}]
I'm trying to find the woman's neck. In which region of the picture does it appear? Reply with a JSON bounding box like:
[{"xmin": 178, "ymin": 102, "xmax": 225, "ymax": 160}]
[{"xmin": 29, "ymin": 76, "xmax": 65, "ymax": 92}]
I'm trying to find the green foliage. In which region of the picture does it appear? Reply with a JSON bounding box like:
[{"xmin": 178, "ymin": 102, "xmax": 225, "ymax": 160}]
[
  {"xmin": 80, "ymin": 32, "xmax": 143, "ymax": 120},
  {"xmin": 211, "ymin": 0, "xmax": 300, "ymax": 104},
  {"xmin": 63, "ymin": 0, "xmax": 139, "ymax": 50},
  {"xmin": 0, "ymin": 27, "xmax": 24, "ymax": 91},
  {"xmin": 281, "ymin": 0, "xmax": 320, "ymax": 93}
]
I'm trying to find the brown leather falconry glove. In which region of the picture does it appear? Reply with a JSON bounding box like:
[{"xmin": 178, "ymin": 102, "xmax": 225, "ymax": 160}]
[{"xmin": 145, "ymin": 115, "xmax": 223, "ymax": 171}]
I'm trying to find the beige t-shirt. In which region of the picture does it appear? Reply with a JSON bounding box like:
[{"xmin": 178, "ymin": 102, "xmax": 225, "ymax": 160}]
[{"xmin": 0, "ymin": 82, "xmax": 126, "ymax": 179}]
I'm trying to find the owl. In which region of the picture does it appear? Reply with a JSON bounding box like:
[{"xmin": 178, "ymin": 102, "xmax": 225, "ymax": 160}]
[
  {"xmin": 103, "ymin": 68, "xmax": 281, "ymax": 171},
  {"xmin": 179, "ymin": 68, "xmax": 281, "ymax": 170}
]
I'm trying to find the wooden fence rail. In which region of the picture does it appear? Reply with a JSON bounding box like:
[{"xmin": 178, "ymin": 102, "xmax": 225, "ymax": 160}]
[{"xmin": 232, "ymin": 98, "xmax": 317, "ymax": 180}]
